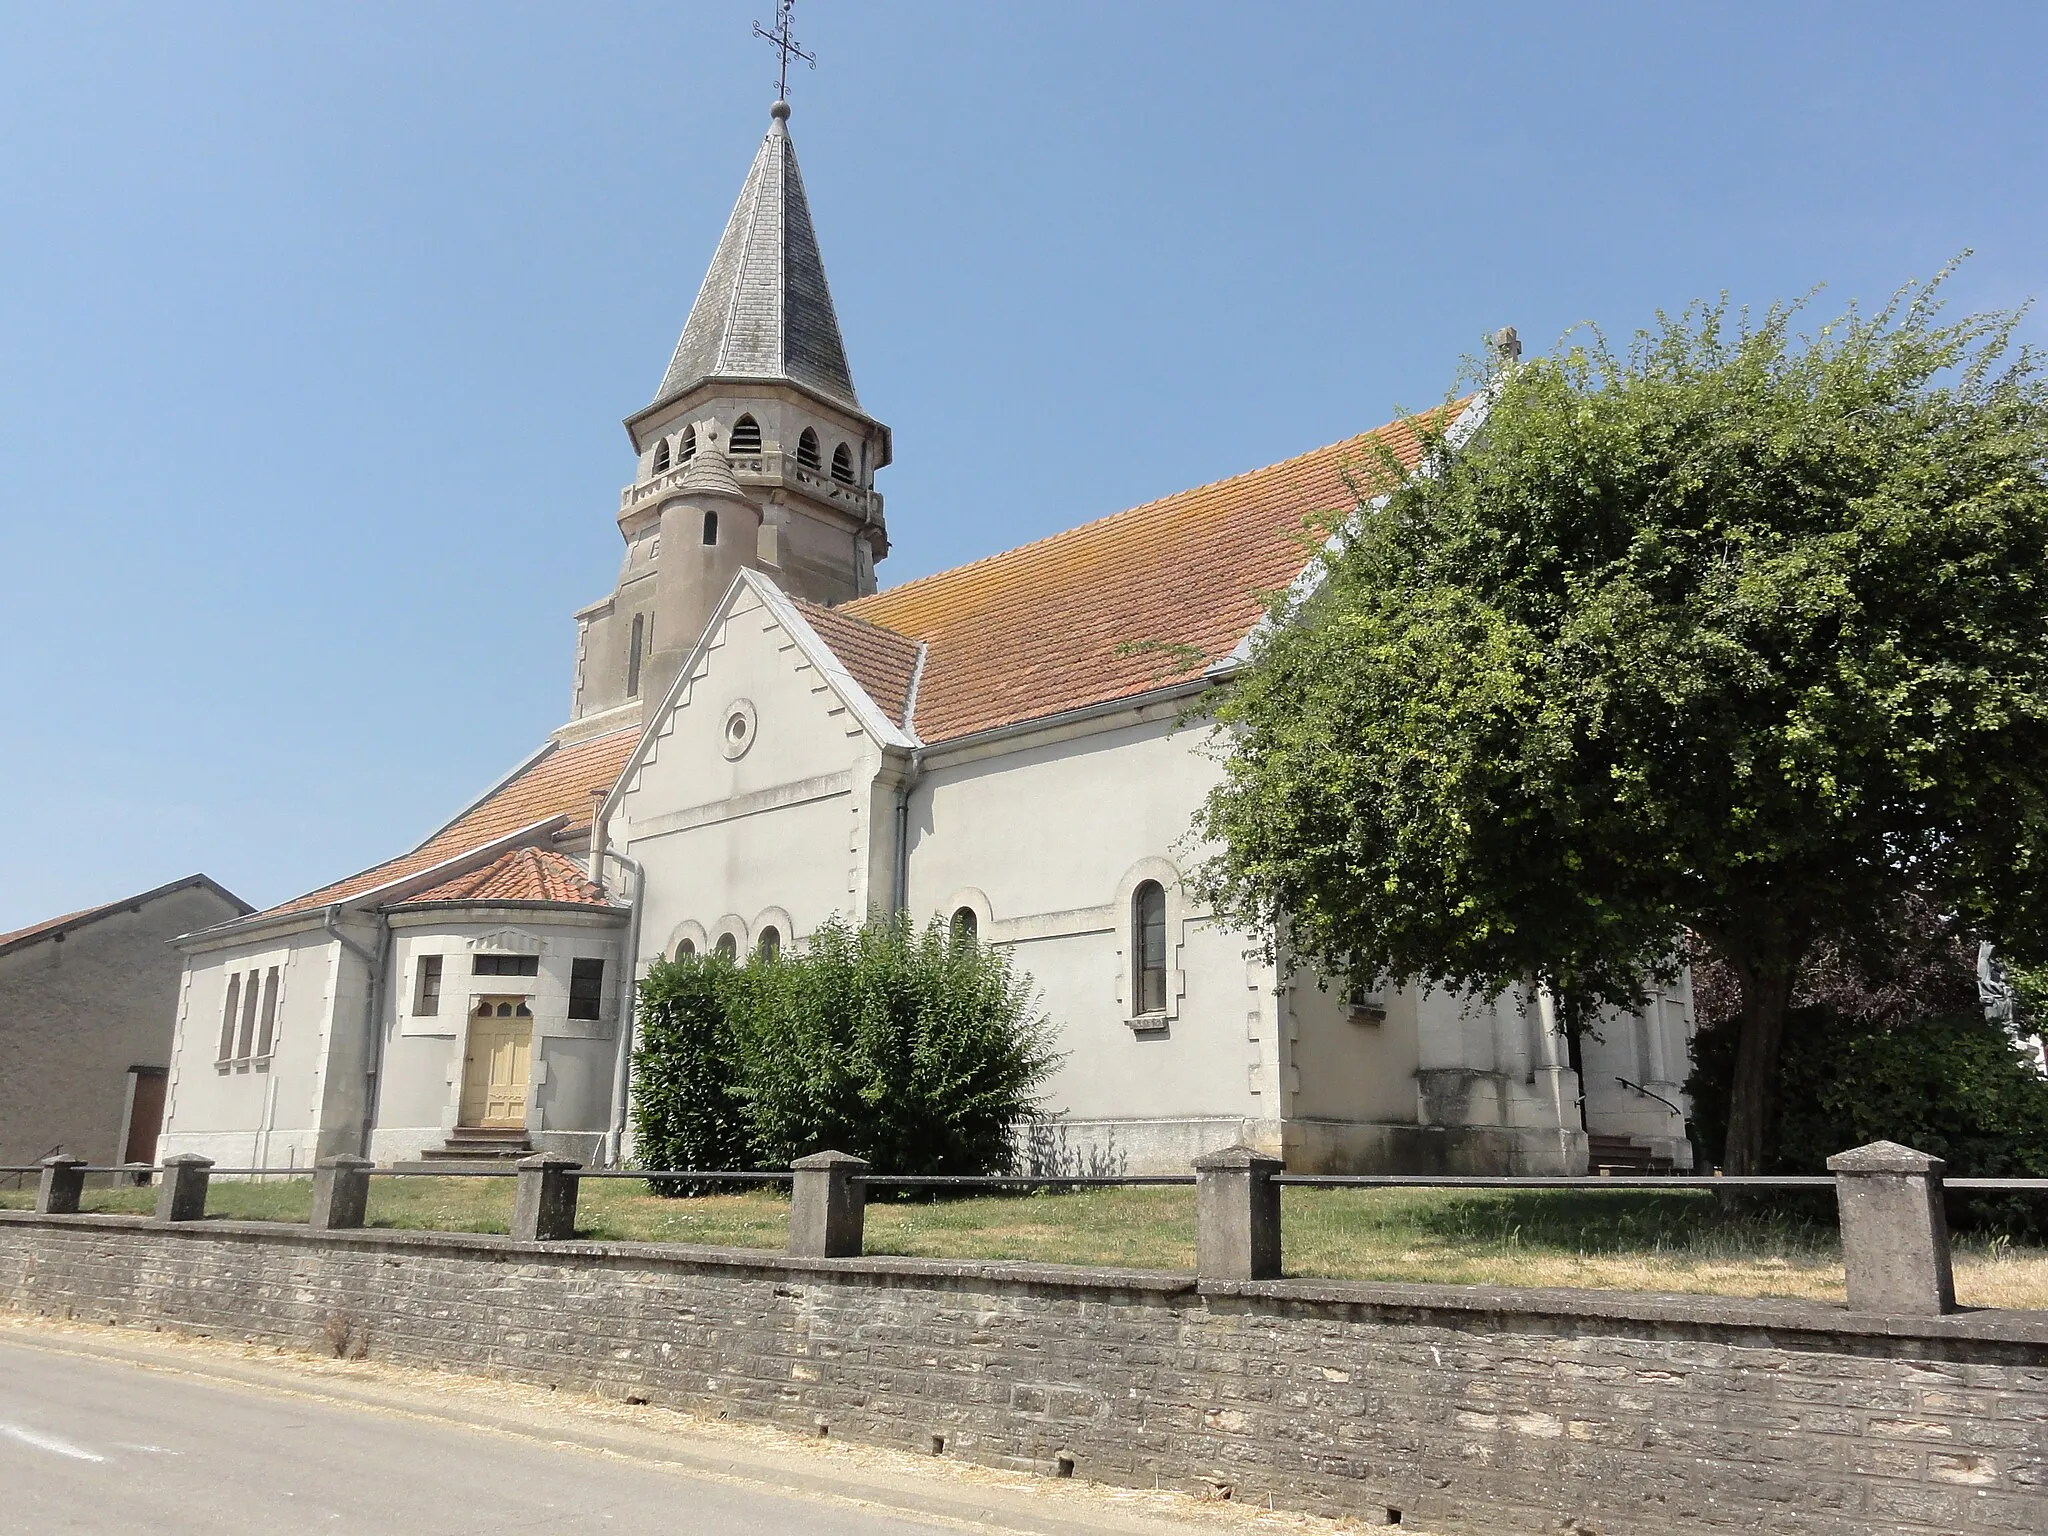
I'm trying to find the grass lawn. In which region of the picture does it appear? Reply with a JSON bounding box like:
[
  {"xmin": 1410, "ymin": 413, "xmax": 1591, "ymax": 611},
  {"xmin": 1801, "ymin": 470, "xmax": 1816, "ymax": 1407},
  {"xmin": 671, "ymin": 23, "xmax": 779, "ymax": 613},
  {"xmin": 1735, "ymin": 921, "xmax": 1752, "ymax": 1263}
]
[{"xmin": 6, "ymin": 1174, "xmax": 2042, "ymax": 1307}]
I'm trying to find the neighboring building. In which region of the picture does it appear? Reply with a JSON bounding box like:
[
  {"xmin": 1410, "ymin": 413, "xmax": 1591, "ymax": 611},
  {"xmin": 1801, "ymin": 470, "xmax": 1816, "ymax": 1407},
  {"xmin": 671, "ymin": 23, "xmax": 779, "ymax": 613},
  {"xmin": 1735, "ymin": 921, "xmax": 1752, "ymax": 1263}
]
[
  {"xmin": 0, "ymin": 875, "xmax": 250, "ymax": 1170},
  {"xmin": 160, "ymin": 98, "xmax": 1696, "ymax": 1176}
]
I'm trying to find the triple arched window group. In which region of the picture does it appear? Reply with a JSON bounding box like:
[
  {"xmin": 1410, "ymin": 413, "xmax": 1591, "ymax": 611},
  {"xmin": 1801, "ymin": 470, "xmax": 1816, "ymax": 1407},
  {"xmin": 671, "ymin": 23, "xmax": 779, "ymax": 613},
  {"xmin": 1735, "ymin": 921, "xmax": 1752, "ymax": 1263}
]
[
  {"xmin": 650, "ymin": 417, "xmax": 856, "ymax": 486},
  {"xmin": 669, "ymin": 881, "xmax": 1169, "ymax": 1020}
]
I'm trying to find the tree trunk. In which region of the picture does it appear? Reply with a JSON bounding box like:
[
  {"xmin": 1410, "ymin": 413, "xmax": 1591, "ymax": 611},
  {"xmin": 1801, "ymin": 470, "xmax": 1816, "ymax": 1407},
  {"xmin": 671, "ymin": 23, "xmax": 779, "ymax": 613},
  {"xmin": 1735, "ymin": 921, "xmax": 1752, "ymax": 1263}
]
[{"xmin": 1722, "ymin": 965, "xmax": 1797, "ymax": 1175}]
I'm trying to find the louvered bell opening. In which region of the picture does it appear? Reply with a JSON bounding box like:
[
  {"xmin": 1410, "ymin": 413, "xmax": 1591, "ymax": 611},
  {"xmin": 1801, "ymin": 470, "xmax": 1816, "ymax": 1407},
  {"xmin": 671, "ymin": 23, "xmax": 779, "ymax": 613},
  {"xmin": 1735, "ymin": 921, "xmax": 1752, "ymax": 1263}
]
[
  {"xmin": 830, "ymin": 442, "xmax": 854, "ymax": 485},
  {"xmin": 729, "ymin": 415, "xmax": 763, "ymax": 456},
  {"xmin": 796, "ymin": 428, "xmax": 822, "ymax": 472},
  {"xmin": 652, "ymin": 439, "xmax": 671, "ymax": 474},
  {"xmin": 678, "ymin": 425, "xmax": 697, "ymax": 464}
]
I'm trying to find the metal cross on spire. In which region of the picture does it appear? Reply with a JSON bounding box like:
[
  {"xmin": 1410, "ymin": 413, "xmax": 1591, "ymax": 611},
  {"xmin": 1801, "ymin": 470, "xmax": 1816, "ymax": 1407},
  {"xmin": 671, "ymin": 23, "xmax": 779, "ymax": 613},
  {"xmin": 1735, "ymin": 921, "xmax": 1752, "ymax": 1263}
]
[{"xmin": 753, "ymin": 0, "xmax": 816, "ymax": 105}]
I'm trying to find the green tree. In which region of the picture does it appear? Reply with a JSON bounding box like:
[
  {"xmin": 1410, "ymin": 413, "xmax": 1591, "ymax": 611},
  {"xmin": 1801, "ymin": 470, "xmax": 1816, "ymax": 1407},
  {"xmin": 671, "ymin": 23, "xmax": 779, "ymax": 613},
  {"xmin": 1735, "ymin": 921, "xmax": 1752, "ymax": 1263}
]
[{"xmin": 1195, "ymin": 273, "xmax": 2048, "ymax": 1172}]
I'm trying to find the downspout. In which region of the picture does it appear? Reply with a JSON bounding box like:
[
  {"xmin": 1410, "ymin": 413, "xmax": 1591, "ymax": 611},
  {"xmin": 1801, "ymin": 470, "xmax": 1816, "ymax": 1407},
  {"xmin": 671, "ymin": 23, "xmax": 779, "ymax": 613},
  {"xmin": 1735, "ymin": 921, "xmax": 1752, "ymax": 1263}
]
[
  {"xmin": 892, "ymin": 750, "xmax": 925, "ymax": 914},
  {"xmin": 891, "ymin": 644, "xmax": 929, "ymax": 916},
  {"xmin": 322, "ymin": 904, "xmax": 388, "ymax": 1161},
  {"xmin": 603, "ymin": 848, "xmax": 645, "ymax": 1168}
]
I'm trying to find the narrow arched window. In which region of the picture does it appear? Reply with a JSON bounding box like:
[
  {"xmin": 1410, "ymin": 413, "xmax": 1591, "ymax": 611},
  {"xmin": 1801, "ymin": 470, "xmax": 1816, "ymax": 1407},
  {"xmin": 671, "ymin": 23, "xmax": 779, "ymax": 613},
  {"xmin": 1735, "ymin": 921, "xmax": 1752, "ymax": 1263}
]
[
  {"xmin": 678, "ymin": 423, "xmax": 697, "ymax": 463},
  {"xmin": 714, "ymin": 933, "xmax": 737, "ymax": 962},
  {"xmin": 757, "ymin": 926, "xmax": 780, "ymax": 961},
  {"xmin": 951, "ymin": 907, "xmax": 978, "ymax": 943},
  {"xmin": 677, "ymin": 938, "xmax": 696, "ymax": 959},
  {"xmin": 702, "ymin": 510, "xmax": 718, "ymax": 546},
  {"xmin": 626, "ymin": 612, "xmax": 645, "ymax": 697},
  {"xmin": 1134, "ymin": 882, "xmax": 1167, "ymax": 1015},
  {"xmin": 652, "ymin": 438, "xmax": 670, "ymax": 474},
  {"xmin": 796, "ymin": 427, "xmax": 822, "ymax": 471},
  {"xmin": 729, "ymin": 414, "xmax": 761, "ymax": 455},
  {"xmin": 831, "ymin": 442, "xmax": 854, "ymax": 484}
]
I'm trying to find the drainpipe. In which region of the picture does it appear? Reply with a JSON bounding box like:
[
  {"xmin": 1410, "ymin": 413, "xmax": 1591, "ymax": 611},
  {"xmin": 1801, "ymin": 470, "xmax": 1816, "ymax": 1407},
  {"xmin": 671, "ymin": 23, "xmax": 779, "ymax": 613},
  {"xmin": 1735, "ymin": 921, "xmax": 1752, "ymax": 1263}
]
[
  {"xmin": 892, "ymin": 750, "xmax": 925, "ymax": 915},
  {"xmin": 602, "ymin": 848, "xmax": 646, "ymax": 1168},
  {"xmin": 323, "ymin": 904, "xmax": 388, "ymax": 1161},
  {"xmin": 588, "ymin": 789, "xmax": 610, "ymax": 890}
]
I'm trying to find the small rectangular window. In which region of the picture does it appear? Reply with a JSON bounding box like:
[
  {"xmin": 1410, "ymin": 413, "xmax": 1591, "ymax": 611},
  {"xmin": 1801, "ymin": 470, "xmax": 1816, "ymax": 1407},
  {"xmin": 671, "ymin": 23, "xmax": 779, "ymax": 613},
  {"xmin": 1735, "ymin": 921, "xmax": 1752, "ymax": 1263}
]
[
  {"xmin": 568, "ymin": 957, "xmax": 605, "ymax": 1021},
  {"xmin": 218, "ymin": 972, "xmax": 242, "ymax": 1062},
  {"xmin": 414, "ymin": 954, "xmax": 443, "ymax": 1015},
  {"xmin": 234, "ymin": 968, "xmax": 261, "ymax": 1058},
  {"xmin": 254, "ymin": 966, "xmax": 281, "ymax": 1057},
  {"xmin": 472, "ymin": 953, "xmax": 539, "ymax": 977}
]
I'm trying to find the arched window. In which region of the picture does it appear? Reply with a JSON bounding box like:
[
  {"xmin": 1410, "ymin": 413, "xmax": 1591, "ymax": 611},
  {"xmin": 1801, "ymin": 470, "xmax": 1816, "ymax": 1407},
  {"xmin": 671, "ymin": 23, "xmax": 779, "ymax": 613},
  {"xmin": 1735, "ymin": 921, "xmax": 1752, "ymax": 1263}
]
[
  {"xmin": 830, "ymin": 442, "xmax": 854, "ymax": 484},
  {"xmin": 951, "ymin": 906, "xmax": 978, "ymax": 943},
  {"xmin": 702, "ymin": 510, "xmax": 718, "ymax": 546},
  {"xmin": 678, "ymin": 423, "xmax": 697, "ymax": 464},
  {"xmin": 796, "ymin": 427, "xmax": 822, "ymax": 471},
  {"xmin": 1133, "ymin": 881, "xmax": 1167, "ymax": 1015},
  {"xmin": 626, "ymin": 612, "xmax": 645, "ymax": 697},
  {"xmin": 757, "ymin": 926, "xmax": 781, "ymax": 961},
  {"xmin": 729, "ymin": 414, "xmax": 762, "ymax": 455},
  {"xmin": 677, "ymin": 938, "xmax": 696, "ymax": 959},
  {"xmin": 714, "ymin": 933, "xmax": 737, "ymax": 962},
  {"xmin": 652, "ymin": 438, "xmax": 671, "ymax": 474}
]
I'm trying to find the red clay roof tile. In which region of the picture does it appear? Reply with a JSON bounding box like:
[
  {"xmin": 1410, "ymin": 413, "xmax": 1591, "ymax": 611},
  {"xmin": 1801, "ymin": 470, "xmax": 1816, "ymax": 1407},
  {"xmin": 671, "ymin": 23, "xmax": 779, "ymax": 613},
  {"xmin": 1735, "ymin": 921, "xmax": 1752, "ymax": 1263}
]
[
  {"xmin": 840, "ymin": 411, "xmax": 1458, "ymax": 744},
  {"xmin": 793, "ymin": 598, "xmax": 922, "ymax": 728},
  {"xmin": 391, "ymin": 846, "xmax": 614, "ymax": 909},
  {"xmin": 262, "ymin": 727, "xmax": 639, "ymax": 918}
]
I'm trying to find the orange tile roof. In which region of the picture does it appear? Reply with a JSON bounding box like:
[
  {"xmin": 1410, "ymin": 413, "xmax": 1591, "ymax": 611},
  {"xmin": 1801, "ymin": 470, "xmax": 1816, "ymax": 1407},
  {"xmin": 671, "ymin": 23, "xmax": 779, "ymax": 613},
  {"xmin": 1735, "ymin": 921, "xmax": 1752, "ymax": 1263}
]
[
  {"xmin": 794, "ymin": 598, "xmax": 922, "ymax": 728},
  {"xmin": 262, "ymin": 727, "xmax": 640, "ymax": 918},
  {"xmin": 392, "ymin": 847, "xmax": 615, "ymax": 909},
  {"xmin": 840, "ymin": 410, "xmax": 1459, "ymax": 744}
]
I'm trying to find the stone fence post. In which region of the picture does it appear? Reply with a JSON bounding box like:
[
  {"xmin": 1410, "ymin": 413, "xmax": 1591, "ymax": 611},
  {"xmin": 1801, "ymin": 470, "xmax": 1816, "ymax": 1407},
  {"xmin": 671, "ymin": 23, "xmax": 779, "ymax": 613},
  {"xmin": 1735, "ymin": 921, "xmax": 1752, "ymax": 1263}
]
[
  {"xmin": 512, "ymin": 1155, "xmax": 580, "ymax": 1242},
  {"xmin": 1827, "ymin": 1140, "xmax": 1956, "ymax": 1316},
  {"xmin": 155, "ymin": 1154, "xmax": 213, "ymax": 1223},
  {"xmin": 310, "ymin": 1155, "xmax": 375, "ymax": 1231},
  {"xmin": 35, "ymin": 1155, "xmax": 89, "ymax": 1215},
  {"xmin": 1195, "ymin": 1144, "xmax": 1283, "ymax": 1281},
  {"xmin": 789, "ymin": 1151, "xmax": 867, "ymax": 1258}
]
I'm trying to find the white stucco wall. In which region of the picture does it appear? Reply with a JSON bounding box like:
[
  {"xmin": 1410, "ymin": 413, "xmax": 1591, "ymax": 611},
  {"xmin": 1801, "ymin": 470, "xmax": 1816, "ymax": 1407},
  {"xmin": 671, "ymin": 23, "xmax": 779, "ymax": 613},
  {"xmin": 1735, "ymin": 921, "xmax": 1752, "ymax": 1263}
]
[
  {"xmin": 370, "ymin": 908, "xmax": 627, "ymax": 1164},
  {"xmin": 903, "ymin": 707, "xmax": 1283, "ymax": 1169},
  {"xmin": 160, "ymin": 919, "xmax": 360, "ymax": 1172},
  {"xmin": 613, "ymin": 582, "xmax": 890, "ymax": 963}
]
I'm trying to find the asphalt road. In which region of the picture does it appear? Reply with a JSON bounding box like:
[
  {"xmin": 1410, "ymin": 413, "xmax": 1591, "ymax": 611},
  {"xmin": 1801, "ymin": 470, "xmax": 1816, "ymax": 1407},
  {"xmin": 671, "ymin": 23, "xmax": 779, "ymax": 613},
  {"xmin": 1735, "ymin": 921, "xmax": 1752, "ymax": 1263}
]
[{"xmin": 0, "ymin": 1336, "xmax": 987, "ymax": 1535}]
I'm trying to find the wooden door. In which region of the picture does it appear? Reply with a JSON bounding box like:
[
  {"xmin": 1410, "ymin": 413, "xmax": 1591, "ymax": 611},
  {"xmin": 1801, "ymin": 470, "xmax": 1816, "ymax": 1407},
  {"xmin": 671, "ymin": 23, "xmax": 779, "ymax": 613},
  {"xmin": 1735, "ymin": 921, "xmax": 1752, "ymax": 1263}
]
[
  {"xmin": 124, "ymin": 1069, "xmax": 168, "ymax": 1164},
  {"xmin": 460, "ymin": 999, "xmax": 533, "ymax": 1129}
]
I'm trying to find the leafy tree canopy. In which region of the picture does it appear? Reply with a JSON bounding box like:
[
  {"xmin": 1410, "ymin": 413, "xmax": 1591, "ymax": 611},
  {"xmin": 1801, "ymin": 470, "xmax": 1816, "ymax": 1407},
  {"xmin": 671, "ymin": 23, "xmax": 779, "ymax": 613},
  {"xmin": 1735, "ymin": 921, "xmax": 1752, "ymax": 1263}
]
[{"xmin": 1195, "ymin": 270, "xmax": 2048, "ymax": 1171}]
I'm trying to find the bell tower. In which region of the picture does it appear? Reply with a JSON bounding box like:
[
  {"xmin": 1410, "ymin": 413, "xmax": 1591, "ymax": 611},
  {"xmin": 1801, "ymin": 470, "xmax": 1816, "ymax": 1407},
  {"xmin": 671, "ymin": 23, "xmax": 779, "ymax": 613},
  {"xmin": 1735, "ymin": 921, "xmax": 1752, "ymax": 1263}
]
[{"xmin": 562, "ymin": 96, "xmax": 891, "ymax": 738}]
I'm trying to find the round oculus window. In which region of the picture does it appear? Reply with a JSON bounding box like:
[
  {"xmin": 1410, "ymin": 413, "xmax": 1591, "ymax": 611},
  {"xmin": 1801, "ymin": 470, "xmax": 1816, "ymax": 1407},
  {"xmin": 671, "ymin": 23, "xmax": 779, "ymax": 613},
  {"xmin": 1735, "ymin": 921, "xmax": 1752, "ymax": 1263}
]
[{"xmin": 720, "ymin": 698, "xmax": 758, "ymax": 760}]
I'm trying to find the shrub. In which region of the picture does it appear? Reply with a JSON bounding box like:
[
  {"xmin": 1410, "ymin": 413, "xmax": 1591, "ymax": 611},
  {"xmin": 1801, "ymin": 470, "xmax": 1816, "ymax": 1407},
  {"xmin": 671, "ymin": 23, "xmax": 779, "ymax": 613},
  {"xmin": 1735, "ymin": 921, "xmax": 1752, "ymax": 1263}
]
[
  {"xmin": 632, "ymin": 914, "xmax": 1060, "ymax": 1186},
  {"xmin": 630, "ymin": 951, "xmax": 753, "ymax": 1178},
  {"xmin": 1688, "ymin": 1006, "xmax": 2048, "ymax": 1234}
]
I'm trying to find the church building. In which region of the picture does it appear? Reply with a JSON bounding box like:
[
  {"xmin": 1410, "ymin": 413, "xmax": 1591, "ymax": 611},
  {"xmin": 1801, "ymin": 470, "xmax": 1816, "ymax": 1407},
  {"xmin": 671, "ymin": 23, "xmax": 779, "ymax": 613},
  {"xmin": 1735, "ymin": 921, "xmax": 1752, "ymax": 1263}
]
[{"xmin": 159, "ymin": 99, "xmax": 1696, "ymax": 1177}]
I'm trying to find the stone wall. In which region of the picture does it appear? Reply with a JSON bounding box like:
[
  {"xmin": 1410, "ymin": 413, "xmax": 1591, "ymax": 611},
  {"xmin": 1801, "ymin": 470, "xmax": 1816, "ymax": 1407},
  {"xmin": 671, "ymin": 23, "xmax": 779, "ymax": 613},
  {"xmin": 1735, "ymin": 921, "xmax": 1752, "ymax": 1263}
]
[{"xmin": 2, "ymin": 1211, "xmax": 2042, "ymax": 1534}]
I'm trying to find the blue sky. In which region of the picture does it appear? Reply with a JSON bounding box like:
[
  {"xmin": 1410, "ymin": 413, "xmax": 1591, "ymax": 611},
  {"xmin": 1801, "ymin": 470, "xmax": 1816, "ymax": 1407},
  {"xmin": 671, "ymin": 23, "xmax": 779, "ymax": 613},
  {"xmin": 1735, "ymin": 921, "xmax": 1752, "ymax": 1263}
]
[{"xmin": 1, "ymin": 2, "xmax": 2041, "ymax": 931}]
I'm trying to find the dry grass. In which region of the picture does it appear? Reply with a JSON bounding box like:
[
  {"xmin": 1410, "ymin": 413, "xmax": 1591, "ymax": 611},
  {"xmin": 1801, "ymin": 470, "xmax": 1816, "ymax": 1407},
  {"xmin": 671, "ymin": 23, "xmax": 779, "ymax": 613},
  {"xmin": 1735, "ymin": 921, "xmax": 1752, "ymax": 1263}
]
[{"xmin": 5, "ymin": 1176, "xmax": 2044, "ymax": 1307}]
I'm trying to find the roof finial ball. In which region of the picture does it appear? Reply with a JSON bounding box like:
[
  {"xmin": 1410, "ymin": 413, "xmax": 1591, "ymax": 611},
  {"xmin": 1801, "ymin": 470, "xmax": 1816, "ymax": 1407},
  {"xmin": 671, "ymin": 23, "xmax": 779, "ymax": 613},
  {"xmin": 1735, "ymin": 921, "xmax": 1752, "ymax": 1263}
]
[{"xmin": 771, "ymin": 99, "xmax": 791, "ymax": 122}]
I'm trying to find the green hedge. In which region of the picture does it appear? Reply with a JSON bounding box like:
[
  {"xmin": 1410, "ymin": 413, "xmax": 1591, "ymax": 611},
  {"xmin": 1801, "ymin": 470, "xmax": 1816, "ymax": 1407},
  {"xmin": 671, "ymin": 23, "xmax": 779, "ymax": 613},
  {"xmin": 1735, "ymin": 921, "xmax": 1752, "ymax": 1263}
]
[
  {"xmin": 1688, "ymin": 1007, "xmax": 2048, "ymax": 1234},
  {"xmin": 630, "ymin": 914, "xmax": 1060, "ymax": 1187}
]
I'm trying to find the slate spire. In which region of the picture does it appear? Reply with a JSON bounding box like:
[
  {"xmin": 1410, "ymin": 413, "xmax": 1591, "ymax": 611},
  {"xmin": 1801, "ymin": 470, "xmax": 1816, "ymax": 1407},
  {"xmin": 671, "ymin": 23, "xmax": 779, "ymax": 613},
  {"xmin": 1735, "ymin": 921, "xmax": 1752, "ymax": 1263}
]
[{"xmin": 653, "ymin": 101, "xmax": 859, "ymax": 411}]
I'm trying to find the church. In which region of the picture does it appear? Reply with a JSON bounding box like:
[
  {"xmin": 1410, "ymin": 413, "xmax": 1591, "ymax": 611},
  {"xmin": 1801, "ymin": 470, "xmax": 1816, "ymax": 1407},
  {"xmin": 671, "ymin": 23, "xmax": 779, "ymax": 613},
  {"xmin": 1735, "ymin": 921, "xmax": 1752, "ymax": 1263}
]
[{"xmin": 158, "ymin": 97, "xmax": 1698, "ymax": 1178}]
